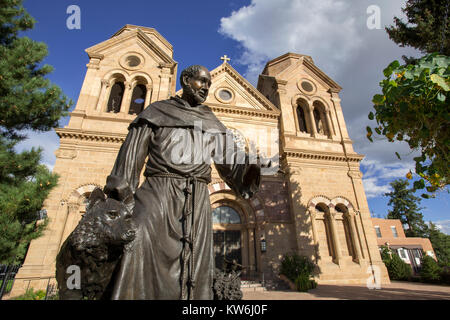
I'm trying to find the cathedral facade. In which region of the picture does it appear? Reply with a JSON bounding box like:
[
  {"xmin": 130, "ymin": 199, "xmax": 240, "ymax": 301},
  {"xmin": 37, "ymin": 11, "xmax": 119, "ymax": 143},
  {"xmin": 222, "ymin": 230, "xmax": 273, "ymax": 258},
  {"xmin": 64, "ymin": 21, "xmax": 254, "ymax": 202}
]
[{"xmin": 11, "ymin": 25, "xmax": 389, "ymax": 296}]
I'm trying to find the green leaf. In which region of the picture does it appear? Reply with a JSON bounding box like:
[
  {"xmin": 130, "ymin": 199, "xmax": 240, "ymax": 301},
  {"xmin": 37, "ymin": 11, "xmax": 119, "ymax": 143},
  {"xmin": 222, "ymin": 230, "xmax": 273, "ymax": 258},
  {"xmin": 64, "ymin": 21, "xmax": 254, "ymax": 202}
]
[
  {"xmin": 368, "ymin": 112, "xmax": 374, "ymax": 120},
  {"xmin": 413, "ymin": 179, "xmax": 425, "ymax": 190},
  {"xmin": 430, "ymin": 74, "xmax": 450, "ymax": 91},
  {"xmin": 372, "ymin": 94, "xmax": 385, "ymax": 105},
  {"xmin": 395, "ymin": 152, "xmax": 401, "ymax": 160}
]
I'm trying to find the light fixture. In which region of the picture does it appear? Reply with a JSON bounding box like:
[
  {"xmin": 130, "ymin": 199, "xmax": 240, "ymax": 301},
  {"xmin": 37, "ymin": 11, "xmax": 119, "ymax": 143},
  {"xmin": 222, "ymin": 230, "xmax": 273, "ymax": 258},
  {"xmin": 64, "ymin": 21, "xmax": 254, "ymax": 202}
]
[{"xmin": 260, "ymin": 238, "xmax": 267, "ymax": 253}]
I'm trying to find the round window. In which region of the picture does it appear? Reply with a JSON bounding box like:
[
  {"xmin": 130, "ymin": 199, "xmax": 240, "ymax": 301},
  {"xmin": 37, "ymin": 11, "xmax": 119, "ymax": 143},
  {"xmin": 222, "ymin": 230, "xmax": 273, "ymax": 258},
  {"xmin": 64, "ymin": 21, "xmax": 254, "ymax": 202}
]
[
  {"xmin": 126, "ymin": 55, "xmax": 141, "ymax": 67},
  {"xmin": 301, "ymin": 81, "xmax": 314, "ymax": 92},
  {"xmin": 218, "ymin": 89, "xmax": 232, "ymax": 101}
]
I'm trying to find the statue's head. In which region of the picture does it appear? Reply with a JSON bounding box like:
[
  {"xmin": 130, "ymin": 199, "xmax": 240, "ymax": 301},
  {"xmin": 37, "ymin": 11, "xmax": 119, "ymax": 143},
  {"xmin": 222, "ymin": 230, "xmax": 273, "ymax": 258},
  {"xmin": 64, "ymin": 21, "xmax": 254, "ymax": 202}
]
[{"xmin": 180, "ymin": 65, "xmax": 211, "ymax": 106}]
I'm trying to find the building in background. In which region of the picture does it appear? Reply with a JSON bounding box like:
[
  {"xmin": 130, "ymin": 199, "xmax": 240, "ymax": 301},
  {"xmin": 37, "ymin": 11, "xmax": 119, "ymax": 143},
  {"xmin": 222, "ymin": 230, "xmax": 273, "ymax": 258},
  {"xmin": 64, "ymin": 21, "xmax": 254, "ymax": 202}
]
[
  {"xmin": 9, "ymin": 25, "xmax": 390, "ymax": 297},
  {"xmin": 371, "ymin": 218, "xmax": 436, "ymax": 274}
]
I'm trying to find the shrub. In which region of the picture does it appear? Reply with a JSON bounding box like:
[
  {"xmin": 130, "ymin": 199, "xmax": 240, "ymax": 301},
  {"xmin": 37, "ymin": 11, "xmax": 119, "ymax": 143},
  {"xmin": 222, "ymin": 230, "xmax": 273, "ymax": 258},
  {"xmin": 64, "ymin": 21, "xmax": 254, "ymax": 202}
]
[
  {"xmin": 280, "ymin": 253, "xmax": 317, "ymax": 292},
  {"xmin": 12, "ymin": 288, "xmax": 46, "ymax": 300},
  {"xmin": 439, "ymin": 266, "xmax": 450, "ymax": 285},
  {"xmin": 385, "ymin": 253, "xmax": 412, "ymax": 281},
  {"xmin": 294, "ymin": 274, "xmax": 317, "ymax": 292},
  {"xmin": 420, "ymin": 255, "xmax": 442, "ymax": 283}
]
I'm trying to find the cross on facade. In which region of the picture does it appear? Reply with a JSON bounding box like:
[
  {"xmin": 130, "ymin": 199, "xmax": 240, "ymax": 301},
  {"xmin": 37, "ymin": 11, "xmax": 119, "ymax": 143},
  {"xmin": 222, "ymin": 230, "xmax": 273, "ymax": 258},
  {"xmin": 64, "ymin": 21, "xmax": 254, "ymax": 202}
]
[{"xmin": 220, "ymin": 55, "xmax": 231, "ymax": 64}]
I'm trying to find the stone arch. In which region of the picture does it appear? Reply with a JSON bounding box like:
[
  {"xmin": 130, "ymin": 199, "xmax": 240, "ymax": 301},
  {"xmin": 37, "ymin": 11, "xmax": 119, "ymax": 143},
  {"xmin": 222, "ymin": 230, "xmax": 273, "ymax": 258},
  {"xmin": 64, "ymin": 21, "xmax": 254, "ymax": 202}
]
[
  {"xmin": 103, "ymin": 69, "xmax": 130, "ymax": 84},
  {"xmin": 67, "ymin": 183, "xmax": 102, "ymax": 207},
  {"xmin": 308, "ymin": 195, "xmax": 332, "ymax": 209},
  {"xmin": 331, "ymin": 196, "xmax": 355, "ymax": 211}
]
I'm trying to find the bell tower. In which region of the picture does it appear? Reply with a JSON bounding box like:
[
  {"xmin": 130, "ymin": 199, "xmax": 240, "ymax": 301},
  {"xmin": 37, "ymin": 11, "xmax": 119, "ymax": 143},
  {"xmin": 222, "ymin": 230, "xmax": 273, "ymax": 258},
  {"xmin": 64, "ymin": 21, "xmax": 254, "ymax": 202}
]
[
  {"xmin": 258, "ymin": 53, "xmax": 390, "ymax": 284},
  {"xmin": 10, "ymin": 25, "xmax": 177, "ymax": 296}
]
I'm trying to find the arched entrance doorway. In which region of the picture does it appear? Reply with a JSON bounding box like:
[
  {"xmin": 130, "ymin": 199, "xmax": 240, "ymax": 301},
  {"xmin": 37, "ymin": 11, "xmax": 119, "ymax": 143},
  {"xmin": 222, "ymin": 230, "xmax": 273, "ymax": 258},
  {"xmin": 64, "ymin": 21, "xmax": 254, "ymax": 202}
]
[{"xmin": 212, "ymin": 205, "xmax": 242, "ymax": 270}]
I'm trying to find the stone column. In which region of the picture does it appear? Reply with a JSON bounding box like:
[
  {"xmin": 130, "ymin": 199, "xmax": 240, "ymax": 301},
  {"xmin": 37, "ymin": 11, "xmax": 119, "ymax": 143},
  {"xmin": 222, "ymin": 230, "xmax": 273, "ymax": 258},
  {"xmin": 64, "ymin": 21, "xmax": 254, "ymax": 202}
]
[
  {"xmin": 328, "ymin": 208, "xmax": 342, "ymax": 264},
  {"xmin": 158, "ymin": 65, "xmax": 172, "ymax": 101},
  {"xmin": 308, "ymin": 104, "xmax": 318, "ymax": 137},
  {"xmin": 325, "ymin": 109, "xmax": 334, "ymax": 138},
  {"xmin": 119, "ymin": 81, "xmax": 133, "ymax": 114},
  {"xmin": 308, "ymin": 209, "xmax": 320, "ymax": 263},
  {"xmin": 347, "ymin": 211, "xmax": 363, "ymax": 263},
  {"xmin": 145, "ymin": 84, "xmax": 153, "ymax": 106},
  {"xmin": 96, "ymin": 79, "xmax": 110, "ymax": 112}
]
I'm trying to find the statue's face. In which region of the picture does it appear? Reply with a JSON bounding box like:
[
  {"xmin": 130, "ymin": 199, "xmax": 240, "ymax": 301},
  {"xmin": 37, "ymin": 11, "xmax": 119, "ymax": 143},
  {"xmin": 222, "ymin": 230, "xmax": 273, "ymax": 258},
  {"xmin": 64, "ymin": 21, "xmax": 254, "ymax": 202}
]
[{"xmin": 183, "ymin": 67, "xmax": 212, "ymax": 105}]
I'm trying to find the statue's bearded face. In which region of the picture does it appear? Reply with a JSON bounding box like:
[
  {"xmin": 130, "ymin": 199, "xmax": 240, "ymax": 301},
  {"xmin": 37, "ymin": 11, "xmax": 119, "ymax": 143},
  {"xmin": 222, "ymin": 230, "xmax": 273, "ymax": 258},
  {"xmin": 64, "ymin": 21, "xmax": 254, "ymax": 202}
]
[{"xmin": 182, "ymin": 67, "xmax": 212, "ymax": 105}]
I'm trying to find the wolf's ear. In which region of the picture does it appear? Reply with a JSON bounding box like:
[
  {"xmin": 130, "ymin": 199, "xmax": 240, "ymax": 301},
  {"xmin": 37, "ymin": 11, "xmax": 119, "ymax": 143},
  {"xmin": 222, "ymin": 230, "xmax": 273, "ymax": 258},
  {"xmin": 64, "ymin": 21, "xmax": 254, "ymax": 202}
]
[{"xmin": 87, "ymin": 188, "xmax": 105, "ymax": 210}]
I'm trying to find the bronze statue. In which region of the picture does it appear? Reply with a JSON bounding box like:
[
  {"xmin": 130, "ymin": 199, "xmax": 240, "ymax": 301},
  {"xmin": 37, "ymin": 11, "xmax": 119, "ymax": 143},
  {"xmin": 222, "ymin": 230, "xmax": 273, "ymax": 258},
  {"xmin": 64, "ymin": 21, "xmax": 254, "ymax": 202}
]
[
  {"xmin": 98, "ymin": 65, "xmax": 262, "ymax": 300},
  {"xmin": 56, "ymin": 188, "xmax": 136, "ymax": 300}
]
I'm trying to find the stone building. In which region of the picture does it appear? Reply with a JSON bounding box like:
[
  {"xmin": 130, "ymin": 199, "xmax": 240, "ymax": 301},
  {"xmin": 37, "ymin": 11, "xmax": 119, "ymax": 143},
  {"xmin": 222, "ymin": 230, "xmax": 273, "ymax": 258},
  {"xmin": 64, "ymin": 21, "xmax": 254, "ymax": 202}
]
[{"xmin": 10, "ymin": 25, "xmax": 389, "ymax": 296}]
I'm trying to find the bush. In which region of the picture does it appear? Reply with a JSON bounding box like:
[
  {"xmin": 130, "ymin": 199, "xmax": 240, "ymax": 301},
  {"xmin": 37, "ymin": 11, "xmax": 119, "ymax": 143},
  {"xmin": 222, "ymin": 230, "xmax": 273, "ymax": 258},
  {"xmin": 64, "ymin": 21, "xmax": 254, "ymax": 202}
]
[
  {"xmin": 420, "ymin": 255, "xmax": 442, "ymax": 283},
  {"xmin": 385, "ymin": 253, "xmax": 412, "ymax": 281},
  {"xmin": 280, "ymin": 253, "xmax": 317, "ymax": 292},
  {"xmin": 294, "ymin": 274, "xmax": 317, "ymax": 292},
  {"xmin": 439, "ymin": 266, "xmax": 450, "ymax": 285},
  {"xmin": 12, "ymin": 288, "xmax": 46, "ymax": 300}
]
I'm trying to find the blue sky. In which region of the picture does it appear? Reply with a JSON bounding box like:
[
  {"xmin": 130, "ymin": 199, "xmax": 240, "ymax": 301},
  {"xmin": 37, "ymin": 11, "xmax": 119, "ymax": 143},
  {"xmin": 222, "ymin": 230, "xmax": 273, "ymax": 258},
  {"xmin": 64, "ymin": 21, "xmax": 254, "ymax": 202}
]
[{"xmin": 18, "ymin": 0, "xmax": 449, "ymax": 233}]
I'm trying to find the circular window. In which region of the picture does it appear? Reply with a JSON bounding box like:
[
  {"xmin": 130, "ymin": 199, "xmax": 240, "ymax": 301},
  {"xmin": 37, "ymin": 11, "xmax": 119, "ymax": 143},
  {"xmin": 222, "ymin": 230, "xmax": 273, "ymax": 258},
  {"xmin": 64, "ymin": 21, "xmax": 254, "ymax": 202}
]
[
  {"xmin": 215, "ymin": 87, "xmax": 235, "ymax": 104},
  {"xmin": 119, "ymin": 52, "xmax": 145, "ymax": 70},
  {"xmin": 297, "ymin": 78, "xmax": 316, "ymax": 95},
  {"xmin": 301, "ymin": 81, "xmax": 314, "ymax": 92},
  {"xmin": 126, "ymin": 55, "xmax": 141, "ymax": 67},
  {"xmin": 219, "ymin": 89, "xmax": 232, "ymax": 101}
]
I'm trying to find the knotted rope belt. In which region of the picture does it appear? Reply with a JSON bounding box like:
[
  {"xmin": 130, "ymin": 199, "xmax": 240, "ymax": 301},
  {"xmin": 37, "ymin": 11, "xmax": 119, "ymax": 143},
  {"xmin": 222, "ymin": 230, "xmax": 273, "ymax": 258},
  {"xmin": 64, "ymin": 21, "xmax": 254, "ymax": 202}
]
[{"xmin": 148, "ymin": 172, "xmax": 210, "ymax": 300}]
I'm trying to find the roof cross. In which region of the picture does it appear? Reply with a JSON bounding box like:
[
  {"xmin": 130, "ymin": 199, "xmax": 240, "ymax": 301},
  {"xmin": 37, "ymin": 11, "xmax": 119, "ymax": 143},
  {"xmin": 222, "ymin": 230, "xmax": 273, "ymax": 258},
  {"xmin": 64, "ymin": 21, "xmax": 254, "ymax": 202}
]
[{"xmin": 220, "ymin": 55, "xmax": 231, "ymax": 64}]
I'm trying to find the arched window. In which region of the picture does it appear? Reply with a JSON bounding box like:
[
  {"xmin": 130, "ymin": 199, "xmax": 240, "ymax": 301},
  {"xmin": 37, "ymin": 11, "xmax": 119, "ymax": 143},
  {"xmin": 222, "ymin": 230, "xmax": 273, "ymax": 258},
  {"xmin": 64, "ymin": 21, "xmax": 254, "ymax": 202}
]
[
  {"xmin": 296, "ymin": 99, "xmax": 309, "ymax": 133},
  {"xmin": 316, "ymin": 204, "xmax": 335, "ymax": 259},
  {"xmin": 129, "ymin": 84, "xmax": 147, "ymax": 115},
  {"xmin": 212, "ymin": 206, "xmax": 241, "ymax": 224},
  {"xmin": 297, "ymin": 105, "xmax": 308, "ymax": 133},
  {"xmin": 107, "ymin": 82, "xmax": 125, "ymax": 113},
  {"xmin": 313, "ymin": 108, "xmax": 324, "ymax": 135},
  {"xmin": 313, "ymin": 101, "xmax": 330, "ymax": 136},
  {"xmin": 336, "ymin": 204, "xmax": 356, "ymax": 260}
]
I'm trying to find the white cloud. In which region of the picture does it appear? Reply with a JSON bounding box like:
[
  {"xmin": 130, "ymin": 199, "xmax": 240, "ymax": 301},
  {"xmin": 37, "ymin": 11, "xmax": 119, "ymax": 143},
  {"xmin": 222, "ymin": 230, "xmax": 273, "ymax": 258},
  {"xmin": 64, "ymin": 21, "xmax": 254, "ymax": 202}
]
[
  {"xmin": 219, "ymin": 0, "xmax": 363, "ymax": 83},
  {"xmin": 361, "ymin": 158, "xmax": 414, "ymax": 198},
  {"xmin": 14, "ymin": 130, "xmax": 60, "ymax": 172},
  {"xmin": 434, "ymin": 220, "xmax": 450, "ymax": 235},
  {"xmin": 363, "ymin": 177, "xmax": 391, "ymax": 199},
  {"xmin": 219, "ymin": 0, "xmax": 423, "ymax": 198}
]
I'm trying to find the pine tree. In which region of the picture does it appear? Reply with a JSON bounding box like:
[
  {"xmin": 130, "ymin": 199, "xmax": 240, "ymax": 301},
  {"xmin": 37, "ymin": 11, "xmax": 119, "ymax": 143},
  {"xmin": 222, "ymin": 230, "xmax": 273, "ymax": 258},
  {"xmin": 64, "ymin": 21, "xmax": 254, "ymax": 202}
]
[
  {"xmin": 0, "ymin": 0, "xmax": 72, "ymax": 264},
  {"xmin": 385, "ymin": 179, "xmax": 428, "ymax": 237},
  {"xmin": 423, "ymin": 222, "xmax": 450, "ymax": 266},
  {"xmin": 386, "ymin": 0, "xmax": 450, "ymax": 58}
]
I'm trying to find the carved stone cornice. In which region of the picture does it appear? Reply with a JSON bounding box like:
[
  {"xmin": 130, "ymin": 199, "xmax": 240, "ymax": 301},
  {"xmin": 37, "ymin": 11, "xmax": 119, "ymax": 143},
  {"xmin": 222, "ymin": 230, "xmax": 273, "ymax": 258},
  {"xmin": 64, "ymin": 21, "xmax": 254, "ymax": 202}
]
[
  {"xmin": 56, "ymin": 128, "xmax": 126, "ymax": 144},
  {"xmin": 208, "ymin": 103, "xmax": 279, "ymax": 120},
  {"xmin": 284, "ymin": 149, "xmax": 364, "ymax": 163}
]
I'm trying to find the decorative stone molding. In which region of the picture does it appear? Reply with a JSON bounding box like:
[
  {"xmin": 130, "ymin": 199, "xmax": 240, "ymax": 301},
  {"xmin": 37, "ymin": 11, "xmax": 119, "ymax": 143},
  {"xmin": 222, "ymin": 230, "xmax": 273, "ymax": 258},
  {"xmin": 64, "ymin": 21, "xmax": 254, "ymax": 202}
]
[
  {"xmin": 284, "ymin": 149, "xmax": 364, "ymax": 163},
  {"xmin": 330, "ymin": 196, "xmax": 355, "ymax": 211},
  {"xmin": 308, "ymin": 195, "xmax": 332, "ymax": 208},
  {"xmin": 347, "ymin": 170, "xmax": 363, "ymax": 179},
  {"xmin": 56, "ymin": 129, "xmax": 126, "ymax": 144},
  {"xmin": 55, "ymin": 148, "xmax": 78, "ymax": 159},
  {"xmin": 208, "ymin": 104, "xmax": 279, "ymax": 120}
]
